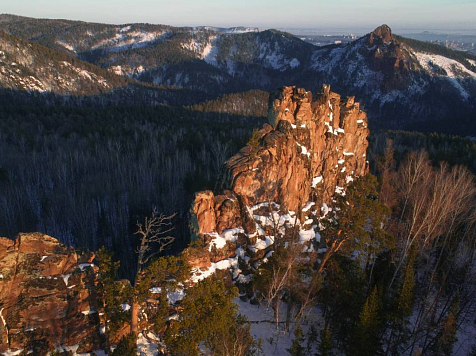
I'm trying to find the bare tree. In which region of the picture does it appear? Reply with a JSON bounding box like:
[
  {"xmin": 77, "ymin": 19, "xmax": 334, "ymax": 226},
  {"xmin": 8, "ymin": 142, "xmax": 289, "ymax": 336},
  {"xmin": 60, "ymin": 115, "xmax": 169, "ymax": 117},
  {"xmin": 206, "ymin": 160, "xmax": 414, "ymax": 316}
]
[
  {"xmin": 130, "ymin": 208, "xmax": 176, "ymax": 335},
  {"xmin": 390, "ymin": 152, "xmax": 476, "ymax": 288}
]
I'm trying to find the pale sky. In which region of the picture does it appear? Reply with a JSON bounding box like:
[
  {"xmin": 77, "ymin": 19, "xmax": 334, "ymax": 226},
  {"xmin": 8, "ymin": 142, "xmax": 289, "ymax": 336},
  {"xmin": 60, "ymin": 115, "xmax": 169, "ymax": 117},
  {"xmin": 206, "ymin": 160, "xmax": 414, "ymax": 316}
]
[{"xmin": 2, "ymin": 0, "xmax": 476, "ymax": 30}]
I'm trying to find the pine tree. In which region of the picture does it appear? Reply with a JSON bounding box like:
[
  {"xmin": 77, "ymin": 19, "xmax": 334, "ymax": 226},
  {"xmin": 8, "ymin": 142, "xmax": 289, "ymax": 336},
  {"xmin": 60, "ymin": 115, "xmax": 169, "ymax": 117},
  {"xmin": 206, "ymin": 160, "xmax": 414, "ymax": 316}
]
[
  {"xmin": 111, "ymin": 334, "xmax": 137, "ymax": 356},
  {"xmin": 396, "ymin": 246, "xmax": 416, "ymax": 318},
  {"xmin": 384, "ymin": 246, "xmax": 416, "ymax": 355},
  {"xmin": 306, "ymin": 324, "xmax": 319, "ymax": 354},
  {"xmin": 247, "ymin": 128, "xmax": 261, "ymax": 157},
  {"xmin": 96, "ymin": 247, "xmax": 126, "ymax": 351},
  {"xmin": 319, "ymin": 174, "xmax": 394, "ymax": 275},
  {"xmin": 165, "ymin": 274, "xmax": 256, "ymax": 356}
]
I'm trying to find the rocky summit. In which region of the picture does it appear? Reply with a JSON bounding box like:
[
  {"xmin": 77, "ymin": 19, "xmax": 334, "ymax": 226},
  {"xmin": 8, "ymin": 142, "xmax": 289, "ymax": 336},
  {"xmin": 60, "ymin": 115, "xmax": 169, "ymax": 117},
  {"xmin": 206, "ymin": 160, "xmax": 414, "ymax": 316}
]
[
  {"xmin": 0, "ymin": 233, "xmax": 99, "ymax": 354},
  {"xmin": 188, "ymin": 85, "xmax": 369, "ymax": 275}
]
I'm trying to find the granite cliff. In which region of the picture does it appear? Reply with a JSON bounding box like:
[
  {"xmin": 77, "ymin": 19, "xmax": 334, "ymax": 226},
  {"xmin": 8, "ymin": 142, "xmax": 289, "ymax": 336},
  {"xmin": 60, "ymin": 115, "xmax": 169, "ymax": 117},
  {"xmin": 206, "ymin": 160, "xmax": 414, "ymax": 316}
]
[{"xmin": 188, "ymin": 85, "xmax": 369, "ymax": 279}]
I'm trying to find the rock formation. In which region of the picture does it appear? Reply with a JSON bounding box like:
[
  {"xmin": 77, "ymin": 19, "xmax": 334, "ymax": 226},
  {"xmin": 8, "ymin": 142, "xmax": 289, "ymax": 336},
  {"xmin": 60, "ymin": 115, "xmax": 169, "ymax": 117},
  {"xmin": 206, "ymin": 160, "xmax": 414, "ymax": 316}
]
[
  {"xmin": 188, "ymin": 85, "xmax": 369, "ymax": 275},
  {"xmin": 0, "ymin": 85, "xmax": 370, "ymax": 353},
  {"xmin": 0, "ymin": 233, "xmax": 100, "ymax": 354},
  {"xmin": 364, "ymin": 25, "xmax": 419, "ymax": 85}
]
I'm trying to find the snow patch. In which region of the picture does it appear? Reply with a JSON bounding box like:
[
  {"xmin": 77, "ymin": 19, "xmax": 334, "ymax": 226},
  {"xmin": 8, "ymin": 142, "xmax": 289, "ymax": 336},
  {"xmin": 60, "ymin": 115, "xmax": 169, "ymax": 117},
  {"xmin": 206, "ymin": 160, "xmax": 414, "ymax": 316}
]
[
  {"xmin": 302, "ymin": 201, "xmax": 315, "ymax": 212},
  {"xmin": 208, "ymin": 228, "xmax": 243, "ymax": 251},
  {"xmin": 137, "ymin": 332, "xmax": 159, "ymax": 356},
  {"xmin": 191, "ymin": 257, "xmax": 239, "ymax": 283},
  {"xmin": 335, "ymin": 186, "xmax": 345, "ymax": 196},
  {"xmin": 296, "ymin": 142, "xmax": 311, "ymax": 157},
  {"xmin": 415, "ymin": 52, "xmax": 476, "ymax": 100},
  {"xmin": 62, "ymin": 274, "xmax": 71, "ymax": 286},
  {"xmin": 203, "ymin": 36, "xmax": 219, "ymax": 65},
  {"xmin": 78, "ymin": 263, "xmax": 94, "ymax": 271},
  {"xmin": 1, "ymin": 350, "xmax": 23, "ymax": 356},
  {"xmin": 56, "ymin": 40, "xmax": 74, "ymax": 52},
  {"xmin": 311, "ymin": 176, "xmax": 323, "ymax": 187},
  {"xmin": 289, "ymin": 58, "xmax": 300, "ymax": 68},
  {"xmin": 82, "ymin": 309, "xmax": 97, "ymax": 315}
]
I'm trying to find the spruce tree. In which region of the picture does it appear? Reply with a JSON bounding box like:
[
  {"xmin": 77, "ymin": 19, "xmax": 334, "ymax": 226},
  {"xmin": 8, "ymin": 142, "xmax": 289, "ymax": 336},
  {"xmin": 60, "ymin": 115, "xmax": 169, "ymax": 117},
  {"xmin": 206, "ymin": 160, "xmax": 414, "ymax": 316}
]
[
  {"xmin": 353, "ymin": 286, "xmax": 381, "ymax": 356},
  {"xmin": 287, "ymin": 326, "xmax": 306, "ymax": 356},
  {"xmin": 317, "ymin": 326, "xmax": 333, "ymax": 356},
  {"xmin": 437, "ymin": 293, "xmax": 459, "ymax": 356}
]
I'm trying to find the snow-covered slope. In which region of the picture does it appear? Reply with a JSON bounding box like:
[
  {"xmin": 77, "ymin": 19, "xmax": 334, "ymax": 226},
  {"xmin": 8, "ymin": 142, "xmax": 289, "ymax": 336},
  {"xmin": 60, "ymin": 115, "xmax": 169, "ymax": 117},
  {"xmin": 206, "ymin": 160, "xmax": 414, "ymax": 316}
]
[
  {"xmin": 0, "ymin": 32, "xmax": 115, "ymax": 94},
  {"xmin": 415, "ymin": 52, "xmax": 476, "ymax": 100},
  {"xmin": 307, "ymin": 25, "xmax": 476, "ymax": 131}
]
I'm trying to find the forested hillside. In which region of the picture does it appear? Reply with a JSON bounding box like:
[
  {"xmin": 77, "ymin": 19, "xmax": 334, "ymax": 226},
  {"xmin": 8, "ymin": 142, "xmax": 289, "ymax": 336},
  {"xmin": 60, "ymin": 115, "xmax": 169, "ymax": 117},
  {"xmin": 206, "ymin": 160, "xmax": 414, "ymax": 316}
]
[
  {"xmin": 1, "ymin": 15, "xmax": 476, "ymax": 134},
  {"xmin": 0, "ymin": 93, "xmax": 267, "ymax": 277}
]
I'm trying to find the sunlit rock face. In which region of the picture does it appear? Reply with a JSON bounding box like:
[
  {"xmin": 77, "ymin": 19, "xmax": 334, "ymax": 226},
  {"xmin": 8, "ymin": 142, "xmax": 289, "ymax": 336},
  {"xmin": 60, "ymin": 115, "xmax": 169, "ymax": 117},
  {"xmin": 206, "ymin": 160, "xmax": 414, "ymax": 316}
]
[
  {"xmin": 188, "ymin": 85, "xmax": 369, "ymax": 275},
  {"xmin": 0, "ymin": 233, "xmax": 100, "ymax": 354}
]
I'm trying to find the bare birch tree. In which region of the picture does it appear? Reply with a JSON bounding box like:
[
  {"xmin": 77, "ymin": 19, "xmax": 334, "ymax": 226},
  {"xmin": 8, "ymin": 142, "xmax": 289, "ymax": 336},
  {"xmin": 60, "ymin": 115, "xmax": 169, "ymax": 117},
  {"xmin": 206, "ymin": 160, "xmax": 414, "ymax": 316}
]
[{"xmin": 130, "ymin": 208, "xmax": 176, "ymax": 335}]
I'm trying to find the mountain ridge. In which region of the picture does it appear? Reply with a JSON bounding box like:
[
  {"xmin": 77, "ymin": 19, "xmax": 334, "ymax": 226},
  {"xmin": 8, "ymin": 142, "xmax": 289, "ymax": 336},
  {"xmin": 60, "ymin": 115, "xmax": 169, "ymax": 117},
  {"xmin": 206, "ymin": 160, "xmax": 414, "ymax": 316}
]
[{"xmin": 0, "ymin": 15, "xmax": 475, "ymax": 133}]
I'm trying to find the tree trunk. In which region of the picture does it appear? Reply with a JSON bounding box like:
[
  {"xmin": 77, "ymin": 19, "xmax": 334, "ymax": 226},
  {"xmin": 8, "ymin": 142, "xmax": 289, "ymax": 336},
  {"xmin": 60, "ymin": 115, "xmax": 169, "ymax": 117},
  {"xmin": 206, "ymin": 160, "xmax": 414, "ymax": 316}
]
[
  {"xmin": 285, "ymin": 300, "xmax": 292, "ymax": 332},
  {"xmin": 130, "ymin": 300, "xmax": 140, "ymax": 335}
]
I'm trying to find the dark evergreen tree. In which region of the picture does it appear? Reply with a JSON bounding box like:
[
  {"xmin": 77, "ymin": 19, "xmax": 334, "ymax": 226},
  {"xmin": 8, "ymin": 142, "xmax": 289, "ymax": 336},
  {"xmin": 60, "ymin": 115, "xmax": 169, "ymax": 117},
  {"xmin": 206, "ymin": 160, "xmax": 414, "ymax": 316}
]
[
  {"xmin": 165, "ymin": 274, "xmax": 256, "ymax": 356},
  {"xmin": 111, "ymin": 334, "xmax": 137, "ymax": 356},
  {"xmin": 316, "ymin": 326, "xmax": 333, "ymax": 356},
  {"xmin": 352, "ymin": 286, "xmax": 382, "ymax": 356},
  {"xmin": 96, "ymin": 247, "xmax": 127, "ymax": 348},
  {"xmin": 287, "ymin": 326, "xmax": 306, "ymax": 356},
  {"xmin": 435, "ymin": 293, "xmax": 459, "ymax": 356}
]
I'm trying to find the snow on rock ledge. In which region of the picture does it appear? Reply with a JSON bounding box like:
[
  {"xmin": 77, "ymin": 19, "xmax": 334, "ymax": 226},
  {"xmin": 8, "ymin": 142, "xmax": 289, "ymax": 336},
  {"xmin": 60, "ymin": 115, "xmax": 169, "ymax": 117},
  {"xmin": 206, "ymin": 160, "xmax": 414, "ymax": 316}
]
[{"xmin": 187, "ymin": 85, "xmax": 369, "ymax": 272}]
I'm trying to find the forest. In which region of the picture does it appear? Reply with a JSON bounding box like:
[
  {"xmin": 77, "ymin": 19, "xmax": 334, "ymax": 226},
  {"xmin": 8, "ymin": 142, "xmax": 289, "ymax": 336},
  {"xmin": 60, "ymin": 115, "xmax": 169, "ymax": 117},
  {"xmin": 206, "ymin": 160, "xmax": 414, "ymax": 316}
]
[{"xmin": 0, "ymin": 90, "xmax": 267, "ymax": 276}]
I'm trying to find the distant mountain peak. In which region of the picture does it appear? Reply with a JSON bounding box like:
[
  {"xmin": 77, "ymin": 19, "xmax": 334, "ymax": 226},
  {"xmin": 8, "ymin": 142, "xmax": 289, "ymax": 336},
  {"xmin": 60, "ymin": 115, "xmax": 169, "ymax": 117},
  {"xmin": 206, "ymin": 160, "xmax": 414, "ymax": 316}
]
[{"xmin": 368, "ymin": 24, "xmax": 393, "ymax": 44}]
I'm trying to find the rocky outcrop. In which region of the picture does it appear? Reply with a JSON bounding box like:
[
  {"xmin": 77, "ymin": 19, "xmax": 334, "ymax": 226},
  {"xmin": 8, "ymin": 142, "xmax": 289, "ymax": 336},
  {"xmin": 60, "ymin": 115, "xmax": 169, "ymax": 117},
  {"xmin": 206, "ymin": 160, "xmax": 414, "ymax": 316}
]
[
  {"xmin": 188, "ymin": 85, "xmax": 369, "ymax": 271},
  {"xmin": 368, "ymin": 24, "xmax": 393, "ymax": 45},
  {"xmin": 364, "ymin": 25, "xmax": 419, "ymax": 86},
  {"xmin": 0, "ymin": 233, "xmax": 100, "ymax": 354}
]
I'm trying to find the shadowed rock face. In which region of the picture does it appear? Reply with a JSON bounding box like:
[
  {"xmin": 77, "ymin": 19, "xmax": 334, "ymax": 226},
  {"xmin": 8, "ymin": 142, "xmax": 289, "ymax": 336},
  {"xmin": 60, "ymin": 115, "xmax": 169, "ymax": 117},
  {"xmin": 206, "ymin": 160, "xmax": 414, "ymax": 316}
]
[
  {"xmin": 190, "ymin": 85, "xmax": 369, "ymax": 239},
  {"xmin": 363, "ymin": 24, "xmax": 418, "ymax": 84},
  {"xmin": 0, "ymin": 233, "xmax": 99, "ymax": 354}
]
